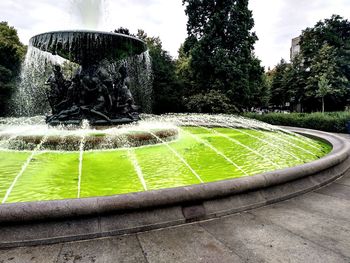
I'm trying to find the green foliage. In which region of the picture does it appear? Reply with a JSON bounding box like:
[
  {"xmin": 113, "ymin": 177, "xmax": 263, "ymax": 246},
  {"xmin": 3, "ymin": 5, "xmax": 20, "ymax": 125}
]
[
  {"xmin": 300, "ymin": 15, "xmax": 350, "ymax": 111},
  {"xmin": 316, "ymin": 74, "xmax": 334, "ymax": 112},
  {"xmin": 316, "ymin": 74, "xmax": 333, "ymax": 99},
  {"xmin": 184, "ymin": 90, "xmax": 238, "ymax": 113},
  {"xmin": 181, "ymin": 0, "xmax": 265, "ymax": 111},
  {"xmin": 114, "ymin": 27, "xmax": 132, "ymax": 36},
  {"xmin": 0, "ymin": 22, "xmax": 26, "ymax": 116},
  {"xmin": 137, "ymin": 30, "xmax": 184, "ymax": 113},
  {"xmin": 245, "ymin": 112, "xmax": 350, "ymax": 133},
  {"xmin": 267, "ymin": 15, "xmax": 350, "ymax": 112},
  {"xmin": 269, "ymin": 59, "xmax": 290, "ymax": 107}
]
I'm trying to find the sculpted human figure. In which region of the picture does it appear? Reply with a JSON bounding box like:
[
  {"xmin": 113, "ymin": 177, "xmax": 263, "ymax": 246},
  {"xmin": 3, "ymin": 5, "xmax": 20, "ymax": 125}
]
[
  {"xmin": 115, "ymin": 65, "xmax": 137, "ymax": 117},
  {"xmin": 45, "ymin": 65, "xmax": 70, "ymax": 114}
]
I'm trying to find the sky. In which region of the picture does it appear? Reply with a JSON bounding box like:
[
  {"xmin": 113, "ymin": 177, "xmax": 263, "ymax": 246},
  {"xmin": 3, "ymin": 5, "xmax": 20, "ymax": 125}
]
[{"xmin": 1, "ymin": 0, "xmax": 350, "ymax": 69}]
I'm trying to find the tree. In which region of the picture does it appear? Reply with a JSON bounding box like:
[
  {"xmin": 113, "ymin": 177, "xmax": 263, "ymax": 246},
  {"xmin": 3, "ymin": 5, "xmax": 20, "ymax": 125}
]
[
  {"xmin": 181, "ymin": 0, "xmax": 264, "ymax": 111},
  {"xmin": 306, "ymin": 44, "xmax": 347, "ymax": 111},
  {"xmin": 316, "ymin": 74, "xmax": 333, "ymax": 113},
  {"xmin": 269, "ymin": 59, "xmax": 290, "ymax": 109},
  {"xmin": 299, "ymin": 15, "xmax": 350, "ymax": 111},
  {"xmin": 184, "ymin": 89, "xmax": 238, "ymax": 113},
  {"xmin": 0, "ymin": 22, "xmax": 26, "ymax": 116},
  {"xmin": 137, "ymin": 30, "xmax": 184, "ymax": 113},
  {"xmin": 114, "ymin": 27, "xmax": 132, "ymax": 36}
]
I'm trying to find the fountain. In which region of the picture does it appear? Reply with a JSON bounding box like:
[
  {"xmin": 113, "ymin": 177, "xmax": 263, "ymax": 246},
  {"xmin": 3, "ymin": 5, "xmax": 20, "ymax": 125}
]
[
  {"xmin": 29, "ymin": 30, "xmax": 148, "ymax": 126},
  {"xmin": 0, "ymin": 29, "xmax": 342, "ymax": 202},
  {"xmin": 1, "ymin": 42, "xmax": 350, "ymax": 250},
  {"xmin": 1, "ymin": 1, "xmax": 350, "ymax": 248}
]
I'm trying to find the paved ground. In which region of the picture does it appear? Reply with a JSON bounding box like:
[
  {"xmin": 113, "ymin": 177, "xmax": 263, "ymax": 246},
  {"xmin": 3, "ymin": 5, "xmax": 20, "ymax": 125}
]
[{"xmin": 1, "ymin": 134, "xmax": 349, "ymax": 263}]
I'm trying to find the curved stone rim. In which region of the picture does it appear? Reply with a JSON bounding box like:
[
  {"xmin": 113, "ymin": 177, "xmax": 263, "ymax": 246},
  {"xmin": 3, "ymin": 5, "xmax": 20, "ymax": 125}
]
[
  {"xmin": 29, "ymin": 30, "xmax": 148, "ymax": 64},
  {"xmin": 0, "ymin": 127, "xmax": 349, "ymax": 224},
  {"xmin": 30, "ymin": 30, "xmax": 146, "ymax": 46}
]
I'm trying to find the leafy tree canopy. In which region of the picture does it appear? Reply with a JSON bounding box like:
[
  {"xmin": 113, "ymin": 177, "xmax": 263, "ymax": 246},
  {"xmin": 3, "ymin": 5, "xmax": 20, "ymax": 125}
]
[
  {"xmin": 181, "ymin": 0, "xmax": 265, "ymax": 111},
  {"xmin": 137, "ymin": 30, "xmax": 184, "ymax": 113},
  {"xmin": 0, "ymin": 22, "xmax": 26, "ymax": 116},
  {"xmin": 268, "ymin": 15, "xmax": 350, "ymax": 112}
]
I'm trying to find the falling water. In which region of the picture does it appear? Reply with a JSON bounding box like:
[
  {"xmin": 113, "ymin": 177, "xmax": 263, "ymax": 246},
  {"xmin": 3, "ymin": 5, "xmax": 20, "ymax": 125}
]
[
  {"xmin": 13, "ymin": 47, "xmax": 67, "ymax": 116},
  {"xmin": 13, "ymin": 0, "xmax": 152, "ymax": 117},
  {"xmin": 14, "ymin": 46, "xmax": 152, "ymax": 116},
  {"xmin": 77, "ymin": 120, "xmax": 89, "ymax": 198},
  {"xmin": 128, "ymin": 149, "xmax": 147, "ymax": 191},
  {"xmin": 127, "ymin": 51, "xmax": 153, "ymax": 113},
  {"xmin": 70, "ymin": 0, "xmax": 107, "ymax": 30}
]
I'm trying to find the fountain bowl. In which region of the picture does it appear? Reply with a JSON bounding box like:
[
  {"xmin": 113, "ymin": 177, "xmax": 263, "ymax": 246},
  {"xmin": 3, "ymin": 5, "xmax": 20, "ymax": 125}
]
[{"xmin": 30, "ymin": 30, "xmax": 147, "ymax": 65}]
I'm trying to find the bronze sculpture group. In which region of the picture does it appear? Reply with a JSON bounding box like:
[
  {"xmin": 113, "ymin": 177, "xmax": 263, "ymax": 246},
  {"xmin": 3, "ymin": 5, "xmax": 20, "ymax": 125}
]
[{"xmin": 45, "ymin": 63, "xmax": 139, "ymax": 126}]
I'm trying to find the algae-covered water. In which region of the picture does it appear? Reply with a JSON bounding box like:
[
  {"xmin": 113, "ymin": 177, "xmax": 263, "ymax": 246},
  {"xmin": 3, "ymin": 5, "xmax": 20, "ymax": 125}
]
[{"xmin": 0, "ymin": 126, "xmax": 331, "ymax": 204}]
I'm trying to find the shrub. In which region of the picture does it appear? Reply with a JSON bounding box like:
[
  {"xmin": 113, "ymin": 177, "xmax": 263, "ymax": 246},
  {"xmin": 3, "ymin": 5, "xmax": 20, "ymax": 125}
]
[
  {"xmin": 244, "ymin": 112, "xmax": 350, "ymax": 133},
  {"xmin": 184, "ymin": 90, "xmax": 239, "ymax": 114}
]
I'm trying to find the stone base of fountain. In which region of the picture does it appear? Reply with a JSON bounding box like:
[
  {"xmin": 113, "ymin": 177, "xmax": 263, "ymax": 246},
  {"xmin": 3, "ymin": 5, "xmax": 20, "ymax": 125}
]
[{"xmin": 0, "ymin": 127, "xmax": 179, "ymax": 151}]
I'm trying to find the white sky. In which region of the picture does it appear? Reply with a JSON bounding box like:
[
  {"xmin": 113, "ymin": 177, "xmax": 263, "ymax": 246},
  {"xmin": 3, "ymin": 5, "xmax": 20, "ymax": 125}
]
[{"xmin": 1, "ymin": 0, "xmax": 350, "ymax": 69}]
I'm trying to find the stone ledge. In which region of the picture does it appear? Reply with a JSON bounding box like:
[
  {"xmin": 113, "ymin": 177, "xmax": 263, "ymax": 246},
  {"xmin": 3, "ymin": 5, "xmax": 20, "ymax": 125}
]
[{"xmin": 0, "ymin": 128, "xmax": 349, "ymax": 248}]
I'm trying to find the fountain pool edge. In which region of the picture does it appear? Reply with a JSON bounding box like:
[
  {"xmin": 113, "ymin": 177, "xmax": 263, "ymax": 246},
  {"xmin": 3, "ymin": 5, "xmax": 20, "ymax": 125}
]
[{"xmin": 0, "ymin": 127, "xmax": 350, "ymax": 248}]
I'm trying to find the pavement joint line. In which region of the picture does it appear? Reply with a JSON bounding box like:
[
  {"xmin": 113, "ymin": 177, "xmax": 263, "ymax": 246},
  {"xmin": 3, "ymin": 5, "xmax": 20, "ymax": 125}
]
[
  {"xmin": 287, "ymin": 191, "xmax": 350, "ymax": 221},
  {"xmin": 54, "ymin": 243, "xmax": 64, "ymax": 263},
  {"xmin": 304, "ymin": 191, "xmax": 350, "ymax": 204},
  {"xmin": 136, "ymin": 234, "xmax": 150, "ymax": 263},
  {"xmin": 197, "ymin": 224, "xmax": 246, "ymax": 262},
  {"xmin": 335, "ymin": 181, "xmax": 350, "ymax": 187},
  {"xmin": 314, "ymin": 191, "xmax": 350, "ymax": 202},
  {"xmin": 247, "ymin": 211, "xmax": 350, "ymax": 261},
  {"xmin": 275, "ymin": 196, "xmax": 350, "ymax": 231},
  {"xmin": 333, "ymin": 182, "xmax": 350, "ymax": 188}
]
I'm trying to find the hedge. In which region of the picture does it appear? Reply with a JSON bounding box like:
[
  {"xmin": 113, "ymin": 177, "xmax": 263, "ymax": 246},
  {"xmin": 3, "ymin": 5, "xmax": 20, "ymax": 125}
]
[{"xmin": 244, "ymin": 112, "xmax": 350, "ymax": 133}]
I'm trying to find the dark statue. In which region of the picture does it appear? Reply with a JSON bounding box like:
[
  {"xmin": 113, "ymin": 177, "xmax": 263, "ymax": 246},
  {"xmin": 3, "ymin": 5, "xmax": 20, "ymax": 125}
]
[
  {"xmin": 30, "ymin": 30, "xmax": 148, "ymax": 126},
  {"xmin": 45, "ymin": 64, "xmax": 139, "ymax": 126}
]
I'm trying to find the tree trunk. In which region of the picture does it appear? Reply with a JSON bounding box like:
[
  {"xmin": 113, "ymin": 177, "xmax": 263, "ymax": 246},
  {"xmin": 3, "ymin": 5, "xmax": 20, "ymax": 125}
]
[{"xmin": 322, "ymin": 97, "xmax": 325, "ymax": 113}]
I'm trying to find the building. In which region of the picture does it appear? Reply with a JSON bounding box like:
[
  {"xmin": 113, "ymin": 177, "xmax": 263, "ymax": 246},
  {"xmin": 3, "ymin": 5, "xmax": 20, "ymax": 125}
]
[{"xmin": 290, "ymin": 36, "xmax": 301, "ymax": 60}]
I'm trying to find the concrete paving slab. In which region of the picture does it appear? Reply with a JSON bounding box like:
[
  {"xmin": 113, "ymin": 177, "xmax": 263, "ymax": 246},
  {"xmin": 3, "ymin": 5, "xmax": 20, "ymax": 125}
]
[
  {"xmin": 289, "ymin": 192, "xmax": 350, "ymax": 221},
  {"xmin": 251, "ymin": 202, "xmax": 350, "ymax": 258},
  {"xmin": 56, "ymin": 235, "xmax": 146, "ymax": 263},
  {"xmin": 0, "ymin": 243, "xmax": 62, "ymax": 263},
  {"xmin": 336, "ymin": 176, "xmax": 350, "ymax": 186},
  {"xmin": 315, "ymin": 183, "xmax": 350, "ymax": 201},
  {"xmin": 200, "ymin": 212, "xmax": 349, "ymax": 263},
  {"xmin": 137, "ymin": 224, "xmax": 243, "ymax": 263}
]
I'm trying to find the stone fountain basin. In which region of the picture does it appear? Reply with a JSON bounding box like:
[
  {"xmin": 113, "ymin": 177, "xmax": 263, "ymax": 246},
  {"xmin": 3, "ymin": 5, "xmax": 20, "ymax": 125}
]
[
  {"xmin": 30, "ymin": 30, "xmax": 147, "ymax": 65},
  {"xmin": 0, "ymin": 127, "xmax": 349, "ymax": 248}
]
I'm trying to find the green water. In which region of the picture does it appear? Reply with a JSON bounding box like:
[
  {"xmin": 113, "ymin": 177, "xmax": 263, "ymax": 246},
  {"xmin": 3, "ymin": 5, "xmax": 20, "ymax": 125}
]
[{"xmin": 0, "ymin": 127, "xmax": 332, "ymax": 204}]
